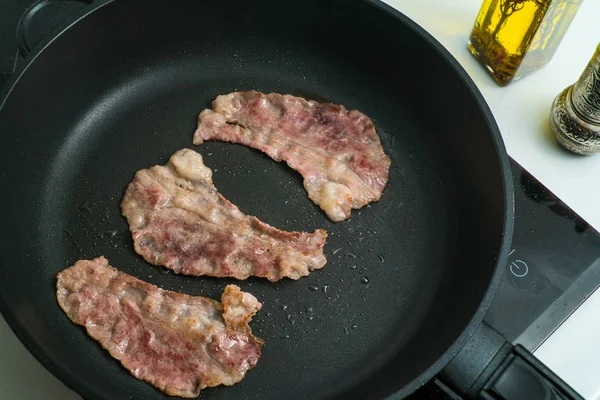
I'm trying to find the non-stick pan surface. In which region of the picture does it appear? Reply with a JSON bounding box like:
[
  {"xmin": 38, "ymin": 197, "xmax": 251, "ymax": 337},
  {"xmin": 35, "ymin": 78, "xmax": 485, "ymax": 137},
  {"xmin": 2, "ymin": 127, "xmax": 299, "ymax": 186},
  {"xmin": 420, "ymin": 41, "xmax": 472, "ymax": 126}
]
[{"xmin": 0, "ymin": 0, "xmax": 512, "ymax": 399}]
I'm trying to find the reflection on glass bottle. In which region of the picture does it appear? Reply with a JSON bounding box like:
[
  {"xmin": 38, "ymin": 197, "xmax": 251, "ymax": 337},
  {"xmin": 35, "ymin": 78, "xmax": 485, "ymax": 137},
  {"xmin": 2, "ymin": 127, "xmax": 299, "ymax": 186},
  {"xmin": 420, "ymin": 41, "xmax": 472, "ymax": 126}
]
[{"xmin": 468, "ymin": 0, "xmax": 583, "ymax": 86}]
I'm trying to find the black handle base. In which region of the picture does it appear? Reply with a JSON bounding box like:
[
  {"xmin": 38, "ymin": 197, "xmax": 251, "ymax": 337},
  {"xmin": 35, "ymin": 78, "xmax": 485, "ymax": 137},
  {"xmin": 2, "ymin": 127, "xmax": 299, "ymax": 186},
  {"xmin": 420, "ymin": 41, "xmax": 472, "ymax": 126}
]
[
  {"xmin": 481, "ymin": 345, "xmax": 584, "ymax": 400},
  {"xmin": 16, "ymin": 0, "xmax": 94, "ymax": 57},
  {"xmin": 440, "ymin": 321, "xmax": 584, "ymax": 400}
]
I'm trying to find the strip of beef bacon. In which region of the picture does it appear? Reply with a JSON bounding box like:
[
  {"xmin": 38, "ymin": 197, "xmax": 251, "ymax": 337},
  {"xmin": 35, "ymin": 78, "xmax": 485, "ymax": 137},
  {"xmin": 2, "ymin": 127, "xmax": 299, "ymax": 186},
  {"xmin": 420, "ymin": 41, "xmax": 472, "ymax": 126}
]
[
  {"xmin": 193, "ymin": 91, "xmax": 391, "ymax": 222},
  {"xmin": 121, "ymin": 149, "xmax": 327, "ymax": 281},
  {"xmin": 56, "ymin": 257, "xmax": 263, "ymax": 398}
]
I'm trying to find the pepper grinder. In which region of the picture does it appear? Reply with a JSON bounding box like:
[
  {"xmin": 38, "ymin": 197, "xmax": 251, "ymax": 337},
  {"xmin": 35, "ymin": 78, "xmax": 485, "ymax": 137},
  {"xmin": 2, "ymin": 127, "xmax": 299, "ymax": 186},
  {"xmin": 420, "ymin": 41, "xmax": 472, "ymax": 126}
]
[{"xmin": 550, "ymin": 43, "xmax": 600, "ymax": 155}]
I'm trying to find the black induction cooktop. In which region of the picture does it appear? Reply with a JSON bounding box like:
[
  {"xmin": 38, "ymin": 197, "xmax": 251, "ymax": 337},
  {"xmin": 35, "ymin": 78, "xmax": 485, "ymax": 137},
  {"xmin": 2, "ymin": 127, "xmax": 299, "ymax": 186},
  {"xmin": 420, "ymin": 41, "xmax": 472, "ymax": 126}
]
[{"xmin": 2, "ymin": 1, "xmax": 600, "ymax": 399}]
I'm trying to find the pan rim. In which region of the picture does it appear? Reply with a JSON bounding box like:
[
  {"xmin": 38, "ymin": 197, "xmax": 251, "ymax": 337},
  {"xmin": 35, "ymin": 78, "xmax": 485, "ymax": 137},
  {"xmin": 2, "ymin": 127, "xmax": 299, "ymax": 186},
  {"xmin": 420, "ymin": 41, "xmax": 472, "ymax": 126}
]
[
  {"xmin": 368, "ymin": 1, "xmax": 514, "ymax": 397},
  {"xmin": 0, "ymin": 0, "xmax": 515, "ymax": 399}
]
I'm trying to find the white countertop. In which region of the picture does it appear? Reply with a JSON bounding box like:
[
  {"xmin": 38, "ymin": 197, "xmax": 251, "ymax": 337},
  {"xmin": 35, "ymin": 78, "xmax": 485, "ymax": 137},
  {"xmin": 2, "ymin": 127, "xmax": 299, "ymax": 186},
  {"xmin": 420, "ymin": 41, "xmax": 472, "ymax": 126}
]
[{"xmin": 2, "ymin": 0, "xmax": 600, "ymax": 399}]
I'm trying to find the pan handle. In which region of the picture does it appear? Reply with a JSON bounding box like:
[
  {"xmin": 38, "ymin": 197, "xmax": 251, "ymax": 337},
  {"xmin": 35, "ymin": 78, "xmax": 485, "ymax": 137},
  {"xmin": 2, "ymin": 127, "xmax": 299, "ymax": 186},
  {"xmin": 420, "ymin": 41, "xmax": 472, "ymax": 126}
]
[
  {"xmin": 439, "ymin": 321, "xmax": 584, "ymax": 400},
  {"xmin": 16, "ymin": 0, "xmax": 94, "ymax": 57}
]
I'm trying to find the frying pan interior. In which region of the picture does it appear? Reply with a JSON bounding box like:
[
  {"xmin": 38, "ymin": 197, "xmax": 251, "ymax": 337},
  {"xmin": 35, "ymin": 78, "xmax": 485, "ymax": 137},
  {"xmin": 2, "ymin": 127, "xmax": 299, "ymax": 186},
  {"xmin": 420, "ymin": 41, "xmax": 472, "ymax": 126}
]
[{"xmin": 0, "ymin": 0, "xmax": 509, "ymax": 399}]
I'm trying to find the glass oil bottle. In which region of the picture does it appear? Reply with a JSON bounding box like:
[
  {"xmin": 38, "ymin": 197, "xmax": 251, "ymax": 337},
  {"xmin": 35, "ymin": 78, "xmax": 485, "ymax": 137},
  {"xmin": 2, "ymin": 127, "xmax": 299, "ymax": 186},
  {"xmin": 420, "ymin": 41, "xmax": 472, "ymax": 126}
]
[{"xmin": 468, "ymin": 0, "xmax": 583, "ymax": 86}]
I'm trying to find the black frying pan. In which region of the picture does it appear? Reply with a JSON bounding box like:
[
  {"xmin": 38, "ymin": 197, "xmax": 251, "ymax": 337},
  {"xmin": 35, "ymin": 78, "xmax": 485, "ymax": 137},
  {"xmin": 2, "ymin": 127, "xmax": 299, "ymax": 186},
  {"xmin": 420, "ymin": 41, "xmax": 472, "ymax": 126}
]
[{"xmin": 0, "ymin": 0, "xmax": 582, "ymax": 399}]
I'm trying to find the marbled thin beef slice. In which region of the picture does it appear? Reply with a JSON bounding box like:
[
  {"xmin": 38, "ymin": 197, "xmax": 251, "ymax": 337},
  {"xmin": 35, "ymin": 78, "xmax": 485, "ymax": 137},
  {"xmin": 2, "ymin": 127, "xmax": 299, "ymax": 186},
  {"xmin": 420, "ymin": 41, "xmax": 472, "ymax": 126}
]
[
  {"xmin": 121, "ymin": 149, "xmax": 327, "ymax": 281},
  {"xmin": 56, "ymin": 257, "xmax": 263, "ymax": 398},
  {"xmin": 193, "ymin": 91, "xmax": 391, "ymax": 222}
]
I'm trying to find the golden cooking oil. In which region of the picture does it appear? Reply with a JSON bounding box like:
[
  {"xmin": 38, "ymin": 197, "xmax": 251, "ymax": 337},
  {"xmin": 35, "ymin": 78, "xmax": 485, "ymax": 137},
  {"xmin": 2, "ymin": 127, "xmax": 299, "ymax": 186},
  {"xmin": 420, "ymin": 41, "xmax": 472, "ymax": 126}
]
[{"xmin": 468, "ymin": 0, "xmax": 583, "ymax": 86}]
